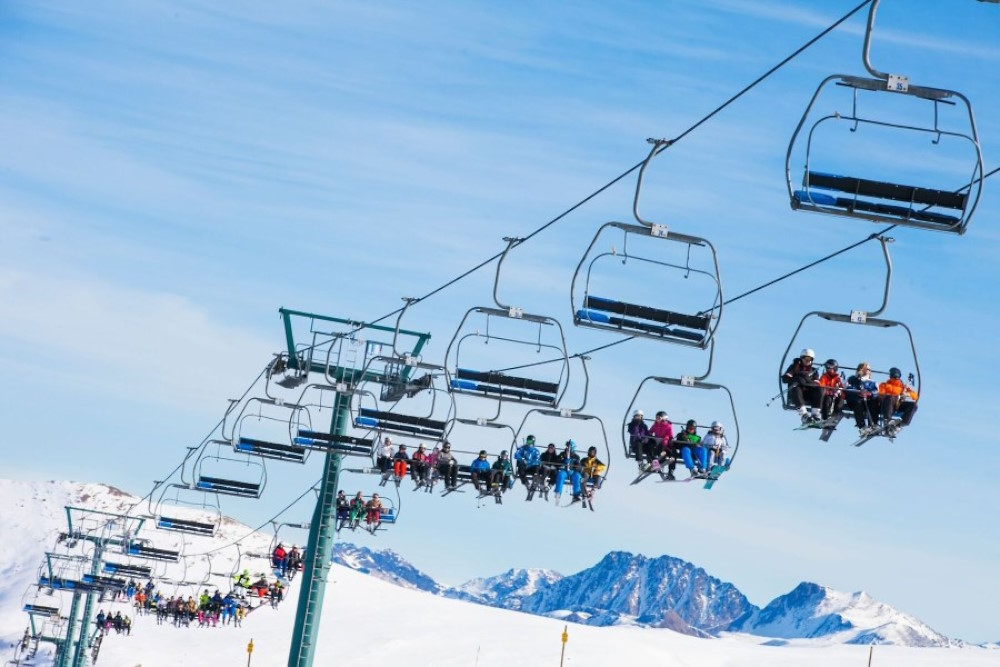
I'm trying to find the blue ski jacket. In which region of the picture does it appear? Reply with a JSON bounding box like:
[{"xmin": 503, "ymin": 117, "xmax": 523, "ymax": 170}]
[{"xmin": 514, "ymin": 444, "xmax": 540, "ymax": 466}]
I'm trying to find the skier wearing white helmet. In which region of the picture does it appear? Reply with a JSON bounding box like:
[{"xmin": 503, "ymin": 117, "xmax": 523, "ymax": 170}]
[
  {"xmin": 782, "ymin": 347, "xmax": 822, "ymax": 423},
  {"xmin": 702, "ymin": 421, "xmax": 729, "ymax": 469}
]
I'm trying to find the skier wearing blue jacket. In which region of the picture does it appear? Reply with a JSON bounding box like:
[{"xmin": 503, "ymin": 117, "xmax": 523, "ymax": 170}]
[
  {"xmin": 470, "ymin": 450, "xmax": 492, "ymax": 492},
  {"xmin": 514, "ymin": 435, "xmax": 541, "ymax": 487},
  {"xmin": 553, "ymin": 440, "xmax": 582, "ymax": 503}
]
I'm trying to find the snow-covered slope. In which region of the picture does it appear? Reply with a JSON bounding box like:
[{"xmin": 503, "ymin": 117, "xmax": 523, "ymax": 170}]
[
  {"xmin": 0, "ymin": 478, "xmax": 979, "ymax": 667},
  {"xmin": 733, "ymin": 582, "xmax": 950, "ymax": 647}
]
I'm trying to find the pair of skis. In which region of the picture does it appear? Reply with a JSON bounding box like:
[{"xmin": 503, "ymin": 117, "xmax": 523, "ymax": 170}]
[{"xmin": 795, "ymin": 413, "xmax": 844, "ymax": 442}]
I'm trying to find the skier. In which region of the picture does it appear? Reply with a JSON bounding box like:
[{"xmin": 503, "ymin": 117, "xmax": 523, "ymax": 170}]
[
  {"xmin": 365, "ymin": 494, "xmax": 384, "ymax": 532},
  {"xmin": 553, "ymin": 441, "xmax": 582, "ymax": 504},
  {"xmin": 646, "ymin": 411, "xmax": 673, "ymax": 466},
  {"xmin": 538, "ymin": 443, "xmax": 561, "ymax": 490},
  {"xmin": 272, "ymin": 543, "xmax": 288, "ymax": 577},
  {"xmin": 391, "ymin": 444, "xmax": 409, "ymax": 486},
  {"xmin": 348, "ymin": 492, "xmax": 367, "ymax": 529},
  {"xmin": 846, "ymin": 361, "xmax": 879, "ymax": 432},
  {"xmin": 375, "ymin": 438, "xmax": 395, "ymax": 486},
  {"xmin": 513, "ymin": 435, "xmax": 541, "ymax": 487},
  {"xmin": 436, "ymin": 442, "xmax": 459, "ymax": 490},
  {"xmin": 818, "ymin": 359, "xmax": 846, "ymax": 421},
  {"xmin": 782, "ymin": 348, "xmax": 822, "ymax": 423},
  {"xmin": 469, "ymin": 450, "xmax": 492, "ymax": 493},
  {"xmin": 626, "ymin": 410, "xmax": 649, "ymax": 464},
  {"xmin": 578, "ymin": 446, "xmax": 606, "ymax": 503},
  {"xmin": 702, "ymin": 421, "xmax": 728, "ymax": 469},
  {"xmin": 490, "ymin": 450, "xmax": 514, "ymax": 500},
  {"xmin": 335, "ymin": 490, "xmax": 350, "ymax": 532},
  {"xmin": 410, "ymin": 443, "xmax": 429, "ymax": 484},
  {"xmin": 676, "ymin": 420, "xmax": 705, "ymax": 477},
  {"xmin": 878, "ymin": 367, "xmax": 918, "ymax": 434}
]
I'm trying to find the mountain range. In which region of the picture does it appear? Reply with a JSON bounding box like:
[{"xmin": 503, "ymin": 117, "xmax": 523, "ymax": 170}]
[{"xmin": 331, "ymin": 543, "xmax": 953, "ymax": 647}]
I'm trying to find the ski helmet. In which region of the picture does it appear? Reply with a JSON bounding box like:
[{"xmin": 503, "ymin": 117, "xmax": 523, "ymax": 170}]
[
  {"xmin": 566, "ymin": 439, "xmax": 576, "ymax": 452},
  {"xmin": 711, "ymin": 420, "xmax": 722, "ymax": 430},
  {"xmin": 800, "ymin": 348, "xmax": 815, "ymax": 360},
  {"xmin": 685, "ymin": 419, "xmax": 697, "ymax": 428},
  {"xmin": 889, "ymin": 367, "xmax": 902, "ymax": 379},
  {"xmin": 526, "ymin": 434, "xmax": 536, "ymax": 445},
  {"xmin": 500, "ymin": 450, "xmax": 509, "ymax": 458},
  {"xmin": 824, "ymin": 359, "xmax": 838, "ymax": 371},
  {"xmin": 633, "ymin": 409, "xmax": 644, "ymax": 418},
  {"xmin": 587, "ymin": 446, "xmax": 597, "ymax": 456}
]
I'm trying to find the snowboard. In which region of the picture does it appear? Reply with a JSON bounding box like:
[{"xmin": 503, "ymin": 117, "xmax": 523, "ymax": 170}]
[{"xmin": 702, "ymin": 464, "xmax": 727, "ymax": 490}]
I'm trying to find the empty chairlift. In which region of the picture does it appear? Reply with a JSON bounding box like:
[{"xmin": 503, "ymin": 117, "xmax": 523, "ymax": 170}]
[
  {"xmin": 193, "ymin": 441, "xmax": 266, "ymax": 499},
  {"xmin": 152, "ymin": 483, "xmax": 223, "ymax": 537},
  {"xmin": 572, "ymin": 139, "xmax": 723, "ymax": 349},
  {"xmin": 229, "ymin": 393, "xmax": 312, "ymax": 464},
  {"xmin": 446, "ymin": 238, "xmax": 571, "ymax": 409},
  {"xmin": 786, "ymin": 0, "xmax": 984, "ymax": 234}
]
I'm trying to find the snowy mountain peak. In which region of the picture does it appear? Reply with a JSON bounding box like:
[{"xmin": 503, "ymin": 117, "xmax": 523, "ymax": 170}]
[
  {"xmin": 457, "ymin": 567, "xmax": 563, "ymax": 608},
  {"xmin": 734, "ymin": 581, "xmax": 950, "ymax": 647},
  {"xmin": 331, "ymin": 543, "xmax": 442, "ymax": 594},
  {"xmin": 515, "ymin": 549, "xmax": 755, "ymax": 634}
]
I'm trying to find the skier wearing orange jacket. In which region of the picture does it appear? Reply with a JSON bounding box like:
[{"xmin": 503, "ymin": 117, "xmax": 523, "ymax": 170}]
[
  {"xmin": 818, "ymin": 359, "xmax": 846, "ymax": 421},
  {"xmin": 878, "ymin": 367, "xmax": 918, "ymax": 431}
]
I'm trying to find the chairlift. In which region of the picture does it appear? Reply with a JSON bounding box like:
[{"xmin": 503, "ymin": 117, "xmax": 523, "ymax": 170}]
[
  {"xmin": 229, "ymin": 395, "xmax": 313, "ymax": 464},
  {"xmin": 151, "ymin": 482, "xmax": 223, "ymax": 537},
  {"xmin": 329, "ymin": 481, "xmax": 399, "ymax": 534},
  {"xmin": 572, "ymin": 139, "xmax": 723, "ymax": 348},
  {"xmin": 622, "ymin": 354, "xmax": 740, "ymax": 487},
  {"xmin": 435, "ymin": 417, "xmax": 519, "ymax": 503},
  {"xmin": 193, "ymin": 440, "xmax": 266, "ymax": 499},
  {"xmin": 786, "ymin": 1, "xmax": 984, "ymax": 234},
  {"xmin": 446, "ymin": 238, "xmax": 571, "ymax": 409},
  {"xmin": 775, "ymin": 237, "xmax": 920, "ymax": 445}
]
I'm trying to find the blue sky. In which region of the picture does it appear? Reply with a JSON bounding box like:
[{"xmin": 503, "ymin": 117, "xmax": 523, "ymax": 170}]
[{"xmin": 2, "ymin": 0, "xmax": 999, "ymax": 643}]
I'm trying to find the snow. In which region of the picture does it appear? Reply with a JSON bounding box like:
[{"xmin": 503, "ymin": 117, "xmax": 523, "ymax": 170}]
[{"xmin": 3, "ymin": 479, "xmax": 997, "ymax": 667}]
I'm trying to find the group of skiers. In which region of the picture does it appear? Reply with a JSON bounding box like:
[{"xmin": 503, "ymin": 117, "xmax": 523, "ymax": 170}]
[
  {"xmin": 626, "ymin": 411, "xmax": 730, "ymax": 479},
  {"xmin": 512, "ymin": 436, "xmax": 607, "ymax": 504},
  {"xmin": 151, "ymin": 590, "xmax": 250, "ymax": 627},
  {"xmin": 782, "ymin": 348, "xmax": 918, "ymax": 436},
  {"xmin": 270, "ymin": 543, "xmax": 303, "ymax": 579},
  {"xmin": 336, "ymin": 490, "xmax": 389, "ymax": 533},
  {"xmin": 94, "ymin": 609, "xmax": 131, "ymax": 636}
]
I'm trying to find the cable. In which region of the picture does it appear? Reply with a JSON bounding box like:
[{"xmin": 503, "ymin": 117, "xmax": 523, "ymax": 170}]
[
  {"xmin": 186, "ymin": 482, "xmax": 320, "ymax": 558},
  {"xmin": 291, "ymin": 0, "xmax": 876, "ymax": 354},
  {"xmin": 130, "ymin": 362, "xmax": 272, "ymax": 519}
]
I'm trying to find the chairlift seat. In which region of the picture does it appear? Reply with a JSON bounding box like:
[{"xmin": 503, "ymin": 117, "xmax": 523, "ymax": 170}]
[
  {"xmin": 576, "ymin": 296, "xmax": 708, "ymax": 343},
  {"xmin": 380, "ymin": 507, "xmax": 396, "ymax": 524},
  {"xmin": 452, "ymin": 369, "xmax": 559, "ymax": 404},
  {"xmin": 128, "ymin": 544, "xmax": 180, "ymax": 562},
  {"xmin": 794, "ymin": 171, "xmax": 964, "ymax": 227},
  {"xmin": 23, "ymin": 603, "xmax": 61, "ymax": 617},
  {"xmin": 81, "ymin": 574, "xmax": 126, "ymax": 590},
  {"xmin": 103, "ymin": 562, "xmax": 151, "ymax": 577},
  {"xmin": 236, "ymin": 437, "xmax": 307, "ymax": 464},
  {"xmin": 355, "ymin": 408, "xmax": 447, "ymax": 438},
  {"xmin": 156, "ymin": 516, "xmax": 217, "ymax": 536},
  {"xmin": 196, "ymin": 476, "xmax": 262, "ymax": 499},
  {"xmin": 295, "ymin": 430, "xmax": 374, "ymax": 456}
]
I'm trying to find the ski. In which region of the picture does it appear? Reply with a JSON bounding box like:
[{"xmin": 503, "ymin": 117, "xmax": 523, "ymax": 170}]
[
  {"xmin": 819, "ymin": 414, "xmax": 844, "ymax": 442},
  {"xmin": 794, "ymin": 420, "xmax": 824, "ymax": 431},
  {"xmin": 851, "ymin": 419, "xmax": 901, "ymax": 447}
]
